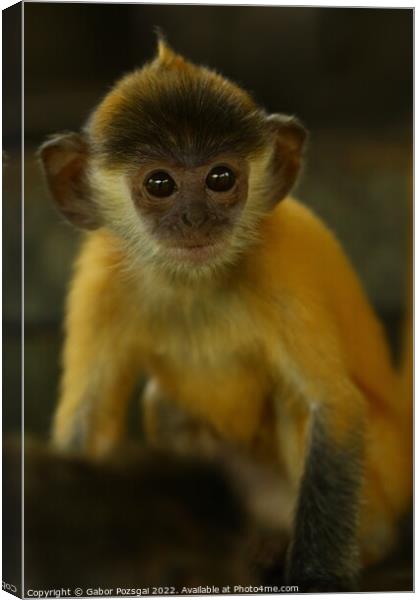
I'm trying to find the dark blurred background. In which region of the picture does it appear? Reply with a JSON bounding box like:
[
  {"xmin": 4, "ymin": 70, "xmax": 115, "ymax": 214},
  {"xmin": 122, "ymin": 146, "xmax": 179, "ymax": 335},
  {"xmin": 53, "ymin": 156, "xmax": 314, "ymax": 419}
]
[{"xmin": 4, "ymin": 4, "xmax": 413, "ymax": 438}]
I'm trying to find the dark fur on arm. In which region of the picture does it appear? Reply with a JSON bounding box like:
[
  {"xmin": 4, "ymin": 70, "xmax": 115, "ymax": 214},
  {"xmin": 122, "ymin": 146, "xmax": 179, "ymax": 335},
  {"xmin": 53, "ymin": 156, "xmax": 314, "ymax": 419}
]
[{"xmin": 286, "ymin": 416, "xmax": 363, "ymax": 591}]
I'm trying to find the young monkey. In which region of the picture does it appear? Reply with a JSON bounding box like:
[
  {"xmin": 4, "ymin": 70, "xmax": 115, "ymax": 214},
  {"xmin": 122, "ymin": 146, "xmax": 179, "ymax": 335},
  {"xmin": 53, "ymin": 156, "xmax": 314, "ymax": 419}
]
[{"xmin": 40, "ymin": 40, "xmax": 412, "ymax": 591}]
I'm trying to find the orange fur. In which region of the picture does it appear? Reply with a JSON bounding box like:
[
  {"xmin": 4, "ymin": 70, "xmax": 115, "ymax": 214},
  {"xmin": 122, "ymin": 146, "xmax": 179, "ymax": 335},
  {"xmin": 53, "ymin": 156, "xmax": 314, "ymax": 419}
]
[{"xmin": 53, "ymin": 197, "xmax": 411, "ymax": 565}]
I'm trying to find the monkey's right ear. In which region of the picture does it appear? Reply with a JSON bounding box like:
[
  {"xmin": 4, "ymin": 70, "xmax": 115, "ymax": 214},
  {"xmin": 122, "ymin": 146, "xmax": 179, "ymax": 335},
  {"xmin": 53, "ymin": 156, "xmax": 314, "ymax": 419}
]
[{"xmin": 38, "ymin": 132, "xmax": 101, "ymax": 230}]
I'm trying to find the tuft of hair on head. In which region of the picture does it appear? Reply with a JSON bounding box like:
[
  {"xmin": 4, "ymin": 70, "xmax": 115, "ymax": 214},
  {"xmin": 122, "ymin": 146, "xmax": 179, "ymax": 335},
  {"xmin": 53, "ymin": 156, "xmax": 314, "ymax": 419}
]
[{"xmin": 154, "ymin": 29, "xmax": 187, "ymax": 70}]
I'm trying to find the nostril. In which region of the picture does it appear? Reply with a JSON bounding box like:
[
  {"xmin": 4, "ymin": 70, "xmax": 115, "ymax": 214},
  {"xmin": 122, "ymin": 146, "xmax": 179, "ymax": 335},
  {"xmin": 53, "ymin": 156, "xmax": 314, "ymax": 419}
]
[{"xmin": 181, "ymin": 212, "xmax": 193, "ymax": 227}]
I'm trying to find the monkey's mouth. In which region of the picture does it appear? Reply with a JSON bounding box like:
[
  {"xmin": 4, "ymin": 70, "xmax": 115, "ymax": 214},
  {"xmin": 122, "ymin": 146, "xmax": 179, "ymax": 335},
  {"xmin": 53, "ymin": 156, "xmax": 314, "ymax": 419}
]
[{"xmin": 166, "ymin": 240, "xmax": 225, "ymax": 263}]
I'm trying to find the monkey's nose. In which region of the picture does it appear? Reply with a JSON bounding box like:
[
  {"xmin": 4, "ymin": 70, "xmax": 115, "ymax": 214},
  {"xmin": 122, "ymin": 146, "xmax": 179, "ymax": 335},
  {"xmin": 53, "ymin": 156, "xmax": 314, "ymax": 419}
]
[{"xmin": 181, "ymin": 207, "xmax": 207, "ymax": 228}]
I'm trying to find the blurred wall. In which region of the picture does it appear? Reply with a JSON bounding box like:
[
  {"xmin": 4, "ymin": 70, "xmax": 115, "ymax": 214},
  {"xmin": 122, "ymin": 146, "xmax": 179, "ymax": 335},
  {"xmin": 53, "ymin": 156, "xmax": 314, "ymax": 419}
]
[{"xmin": 5, "ymin": 4, "xmax": 412, "ymax": 436}]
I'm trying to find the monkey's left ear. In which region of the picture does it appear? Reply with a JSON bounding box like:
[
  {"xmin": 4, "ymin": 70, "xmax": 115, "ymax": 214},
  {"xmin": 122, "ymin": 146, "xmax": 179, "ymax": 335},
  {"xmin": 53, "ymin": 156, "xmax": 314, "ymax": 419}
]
[{"xmin": 265, "ymin": 114, "xmax": 308, "ymax": 205}]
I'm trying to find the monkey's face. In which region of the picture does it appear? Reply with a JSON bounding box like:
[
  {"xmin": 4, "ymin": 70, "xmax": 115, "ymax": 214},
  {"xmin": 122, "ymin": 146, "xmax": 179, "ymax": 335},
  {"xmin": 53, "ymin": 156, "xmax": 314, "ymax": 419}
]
[
  {"xmin": 129, "ymin": 156, "xmax": 249, "ymax": 265},
  {"xmin": 39, "ymin": 42, "xmax": 307, "ymax": 278}
]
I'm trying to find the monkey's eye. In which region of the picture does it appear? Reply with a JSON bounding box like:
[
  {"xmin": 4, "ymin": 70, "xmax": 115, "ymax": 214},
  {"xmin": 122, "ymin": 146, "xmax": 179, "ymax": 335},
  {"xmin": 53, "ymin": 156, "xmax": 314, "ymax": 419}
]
[
  {"xmin": 145, "ymin": 171, "xmax": 176, "ymax": 198},
  {"xmin": 206, "ymin": 166, "xmax": 236, "ymax": 192}
]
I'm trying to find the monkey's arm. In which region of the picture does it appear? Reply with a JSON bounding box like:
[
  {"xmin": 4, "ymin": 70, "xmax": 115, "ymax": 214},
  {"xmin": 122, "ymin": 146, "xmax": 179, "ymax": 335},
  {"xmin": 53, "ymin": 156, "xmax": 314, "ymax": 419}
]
[
  {"xmin": 263, "ymin": 198, "xmax": 411, "ymax": 587},
  {"xmin": 53, "ymin": 232, "xmax": 141, "ymax": 456},
  {"xmin": 275, "ymin": 303, "xmax": 365, "ymax": 591}
]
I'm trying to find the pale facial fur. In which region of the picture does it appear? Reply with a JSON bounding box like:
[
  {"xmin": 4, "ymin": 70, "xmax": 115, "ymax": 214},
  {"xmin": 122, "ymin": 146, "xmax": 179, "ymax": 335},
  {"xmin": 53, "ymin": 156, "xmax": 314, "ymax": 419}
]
[{"xmin": 88, "ymin": 149, "xmax": 274, "ymax": 282}]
